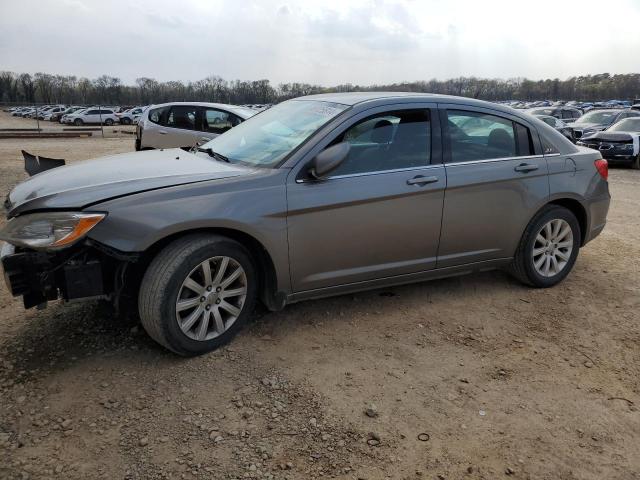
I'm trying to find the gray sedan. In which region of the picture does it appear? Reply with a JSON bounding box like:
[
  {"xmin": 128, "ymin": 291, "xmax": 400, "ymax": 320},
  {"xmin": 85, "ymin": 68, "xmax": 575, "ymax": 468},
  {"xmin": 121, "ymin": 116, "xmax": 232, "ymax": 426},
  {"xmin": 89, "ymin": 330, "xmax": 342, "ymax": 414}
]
[{"xmin": 1, "ymin": 93, "xmax": 610, "ymax": 355}]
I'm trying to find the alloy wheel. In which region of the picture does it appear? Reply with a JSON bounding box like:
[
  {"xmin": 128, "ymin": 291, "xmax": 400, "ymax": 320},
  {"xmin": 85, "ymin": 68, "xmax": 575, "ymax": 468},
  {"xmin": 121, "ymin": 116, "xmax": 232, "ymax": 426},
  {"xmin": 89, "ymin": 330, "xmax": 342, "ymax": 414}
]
[
  {"xmin": 532, "ymin": 219, "xmax": 573, "ymax": 277},
  {"xmin": 175, "ymin": 256, "xmax": 247, "ymax": 341}
]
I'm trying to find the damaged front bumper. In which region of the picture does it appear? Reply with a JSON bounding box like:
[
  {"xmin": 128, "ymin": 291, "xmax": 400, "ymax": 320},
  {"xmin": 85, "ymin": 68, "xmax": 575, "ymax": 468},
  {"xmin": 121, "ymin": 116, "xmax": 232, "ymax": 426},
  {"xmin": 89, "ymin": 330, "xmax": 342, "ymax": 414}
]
[{"xmin": 1, "ymin": 241, "xmax": 129, "ymax": 309}]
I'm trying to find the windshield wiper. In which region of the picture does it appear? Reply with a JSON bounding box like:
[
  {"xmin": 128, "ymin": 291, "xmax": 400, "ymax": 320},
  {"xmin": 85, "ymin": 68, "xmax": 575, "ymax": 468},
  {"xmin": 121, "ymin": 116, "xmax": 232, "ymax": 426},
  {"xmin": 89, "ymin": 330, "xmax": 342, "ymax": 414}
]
[{"xmin": 197, "ymin": 147, "xmax": 230, "ymax": 163}]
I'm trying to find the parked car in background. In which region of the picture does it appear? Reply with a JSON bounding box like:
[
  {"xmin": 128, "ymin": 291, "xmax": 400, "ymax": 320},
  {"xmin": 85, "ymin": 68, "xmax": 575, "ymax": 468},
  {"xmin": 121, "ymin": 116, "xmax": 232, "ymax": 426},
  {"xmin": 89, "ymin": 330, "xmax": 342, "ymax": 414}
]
[
  {"xmin": 578, "ymin": 117, "xmax": 640, "ymax": 169},
  {"xmin": 527, "ymin": 106, "xmax": 582, "ymax": 123},
  {"xmin": 42, "ymin": 106, "xmax": 67, "ymax": 121},
  {"xmin": 136, "ymin": 102, "xmax": 257, "ymax": 150},
  {"xmin": 65, "ymin": 107, "xmax": 119, "ymax": 126},
  {"xmin": 0, "ymin": 93, "xmax": 610, "ymax": 356},
  {"xmin": 571, "ymin": 109, "xmax": 640, "ymax": 139},
  {"xmin": 117, "ymin": 106, "xmax": 148, "ymax": 125},
  {"xmin": 533, "ymin": 114, "xmax": 575, "ymax": 142},
  {"xmin": 57, "ymin": 106, "xmax": 84, "ymax": 123},
  {"xmin": 61, "ymin": 108, "xmax": 87, "ymax": 124}
]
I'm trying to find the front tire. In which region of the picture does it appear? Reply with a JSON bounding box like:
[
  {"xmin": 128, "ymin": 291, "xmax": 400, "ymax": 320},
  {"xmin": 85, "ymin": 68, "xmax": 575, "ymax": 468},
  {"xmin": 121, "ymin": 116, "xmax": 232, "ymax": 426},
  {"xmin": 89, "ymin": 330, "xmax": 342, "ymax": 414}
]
[
  {"xmin": 74, "ymin": 118, "xmax": 83, "ymax": 126},
  {"xmin": 510, "ymin": 205, "xmax": 580, "ymax": 288},
  {"xmin": 138, "ymin": 234, "xmax": 257, "ymax": 356},
  {"xmin": 631, "ymin": 154, "xmax": 640, "ymax": 170}
]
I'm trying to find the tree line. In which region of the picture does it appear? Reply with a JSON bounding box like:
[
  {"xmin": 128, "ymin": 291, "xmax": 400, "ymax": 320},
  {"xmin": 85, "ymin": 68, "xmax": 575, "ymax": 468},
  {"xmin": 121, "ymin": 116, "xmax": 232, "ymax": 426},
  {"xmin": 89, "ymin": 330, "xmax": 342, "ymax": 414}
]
[{"xmin": 0, "ymin": 71, "xmax": 638, "ymax": 106}]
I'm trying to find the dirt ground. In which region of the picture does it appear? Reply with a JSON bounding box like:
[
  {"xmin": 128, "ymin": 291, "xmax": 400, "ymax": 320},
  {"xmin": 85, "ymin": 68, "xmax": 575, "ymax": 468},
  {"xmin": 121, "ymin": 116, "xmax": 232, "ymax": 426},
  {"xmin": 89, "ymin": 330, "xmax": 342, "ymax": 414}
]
[{"xmin": 0, "ymin": 110, "xmax": 639, "ymax": 480}]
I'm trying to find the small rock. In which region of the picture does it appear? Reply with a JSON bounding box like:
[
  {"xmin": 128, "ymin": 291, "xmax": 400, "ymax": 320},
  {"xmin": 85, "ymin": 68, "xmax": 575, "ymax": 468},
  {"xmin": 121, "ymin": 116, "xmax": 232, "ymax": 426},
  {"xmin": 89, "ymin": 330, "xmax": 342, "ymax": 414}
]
[
  {"xmin": 584, "ymin": 361, "xmax": 594, "ymax": 368},
  {"xmin": 138, "ymin": 437, "xmax": 149, "ymax": 447},
  {"xmin": 505, "ymin": 467, "xmax": 515, "ymax": 475},
  {"xmin": 364, "ymin": 405, "xmax": 378, "ymax": 418}
]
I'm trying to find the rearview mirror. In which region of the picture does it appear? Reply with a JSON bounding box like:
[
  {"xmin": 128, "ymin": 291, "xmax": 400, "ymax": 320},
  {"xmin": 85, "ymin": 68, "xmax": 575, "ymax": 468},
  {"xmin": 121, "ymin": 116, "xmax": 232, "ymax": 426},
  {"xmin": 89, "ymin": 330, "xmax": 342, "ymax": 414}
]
[{"xmin": 309, "ymin": 142, "xmax": 351, "ymax": 179}]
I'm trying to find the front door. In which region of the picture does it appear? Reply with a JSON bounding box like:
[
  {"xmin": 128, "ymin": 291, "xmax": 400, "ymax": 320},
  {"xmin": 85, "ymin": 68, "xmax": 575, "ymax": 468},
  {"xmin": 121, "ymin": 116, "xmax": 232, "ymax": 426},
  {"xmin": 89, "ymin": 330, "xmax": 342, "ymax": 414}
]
[
  {"xmin": 437, "ymin": 106, "xmax": 549, "ymax": 268},
  {"xmin": 286, "ymin": 106, "xmax": 445, "ymax": 293}
]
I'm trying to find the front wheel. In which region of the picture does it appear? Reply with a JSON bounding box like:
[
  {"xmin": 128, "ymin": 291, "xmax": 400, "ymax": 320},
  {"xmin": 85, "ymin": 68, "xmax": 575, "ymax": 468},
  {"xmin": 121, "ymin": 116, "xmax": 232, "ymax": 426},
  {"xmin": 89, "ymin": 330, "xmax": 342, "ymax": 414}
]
[
  {"xmin": 510, "ymin": 205, "xmax": 580, "ymax": 288},
  {"xmin": 74, "ymin": 118, "xmax": 83, "ymax": 126},
  {"xmin": 631, "ymin": 154, "xmax": 640, "ymax": 170},
  {"xmin": 138, "ymin": 234, "xmax": 257, "ymax": 356}
]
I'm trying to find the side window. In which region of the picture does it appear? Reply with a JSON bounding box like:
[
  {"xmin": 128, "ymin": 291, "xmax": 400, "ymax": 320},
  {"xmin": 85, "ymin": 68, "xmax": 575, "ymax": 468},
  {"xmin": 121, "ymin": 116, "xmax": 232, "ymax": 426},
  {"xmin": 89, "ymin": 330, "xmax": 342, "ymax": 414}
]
[
  {"xmin": 202, "ymin": 109, "xmax": 240, "ymax": 134},
  {"xmin": 101, "ymin": 109, "xmax": 113, "ymax": 115},
  {"xmin": 446, "ymin": 110, "xmax": 532, "ymax": 162},
  {"xmin": 573, "ymin": 110, "xmax": 581, "ymax": 119},
  {"xmin": 328, "ymin": 109, "xmax": 431, "ymax": 177},
  {"xmin": 149, "ymin": 106, "xmax": 169, "ymax": 125},
  {"xmin": 166, "ymin": 105, "xmax": 197, "ymax": 130},
  {"xmin": 86, "ymin": 109, "xmax": 99, "ymax": 115},
  {"xmin": 561, "ymin": 110, "xmax": 573, "ymax": 119}
]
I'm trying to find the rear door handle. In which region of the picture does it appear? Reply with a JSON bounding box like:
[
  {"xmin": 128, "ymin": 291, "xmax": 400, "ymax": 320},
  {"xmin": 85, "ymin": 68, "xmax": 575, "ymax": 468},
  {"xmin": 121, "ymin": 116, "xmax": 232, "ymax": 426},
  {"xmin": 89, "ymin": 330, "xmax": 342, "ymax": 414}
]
[
  {"xmin": 407, "ymin": 175, "xmax": 439, "ymax": 186},
  {"xmin": 514, "ymin": 163, "xmax": 539, "ymax": 173}
]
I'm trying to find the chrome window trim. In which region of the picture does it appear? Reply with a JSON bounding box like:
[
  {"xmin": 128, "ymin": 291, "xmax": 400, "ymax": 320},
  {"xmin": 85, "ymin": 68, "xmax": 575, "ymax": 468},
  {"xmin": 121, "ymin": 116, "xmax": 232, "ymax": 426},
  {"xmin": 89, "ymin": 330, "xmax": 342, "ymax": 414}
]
[
  {"xmin": 296, "ymin": 164, "xmax": 442, "ymax": 183},
  {"xmin": 445, "ymin": 154, "xmax": 544, "ymax": 168}
]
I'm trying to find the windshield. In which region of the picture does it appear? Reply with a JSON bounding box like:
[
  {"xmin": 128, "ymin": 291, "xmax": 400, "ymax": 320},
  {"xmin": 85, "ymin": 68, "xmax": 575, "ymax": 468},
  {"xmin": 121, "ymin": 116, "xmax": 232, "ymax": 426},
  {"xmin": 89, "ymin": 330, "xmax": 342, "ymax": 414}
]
[
  {"xmin": 577, "ymin": 111, "xmax": 618, "ymax": 124},
  {"xmin": 608, "ymin": 118, "xmax": 640, "ymax": 132},
  {"xmin": 200, "ymin": 100, "xmax": 348, "ymax": 168}
]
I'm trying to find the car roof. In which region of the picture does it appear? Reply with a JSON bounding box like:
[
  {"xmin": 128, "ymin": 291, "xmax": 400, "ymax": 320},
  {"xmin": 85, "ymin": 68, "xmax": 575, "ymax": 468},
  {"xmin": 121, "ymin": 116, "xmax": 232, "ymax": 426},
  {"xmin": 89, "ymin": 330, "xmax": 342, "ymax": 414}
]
[
  {"xmin": 148, "ymin": 101, "xmax": 253, "ymax": 116},
  {"xmin": 293, "ymin": 92, "xmax": 529, "ymax": 117}
]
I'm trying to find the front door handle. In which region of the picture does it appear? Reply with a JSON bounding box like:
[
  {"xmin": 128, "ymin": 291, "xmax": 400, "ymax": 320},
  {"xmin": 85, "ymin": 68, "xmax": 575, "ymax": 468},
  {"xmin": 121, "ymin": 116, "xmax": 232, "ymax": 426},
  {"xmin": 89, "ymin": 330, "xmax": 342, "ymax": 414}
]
[
  {"xmin": 407, "ymin": 175, "xmax": 439, "ymax": 186},
  {"xmin": 514, "ymin": 163, "xmax": 539, "ymax": 173},
  {"xmin": 158, "ymin": 130, "xmax": 168, "ymax": 135}
]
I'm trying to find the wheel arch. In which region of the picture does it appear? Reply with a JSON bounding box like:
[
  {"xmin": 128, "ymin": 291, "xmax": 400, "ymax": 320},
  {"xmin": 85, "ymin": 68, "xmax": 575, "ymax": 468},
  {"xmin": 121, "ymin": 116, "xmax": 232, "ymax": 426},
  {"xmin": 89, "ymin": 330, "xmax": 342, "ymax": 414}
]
[
  {"xmin": 546, "ymin": 197, "xmax": 588, "ymax": 246},
  {"xmin": 135, "ymin": 227, "xmax": 285, "ymax": 311}
]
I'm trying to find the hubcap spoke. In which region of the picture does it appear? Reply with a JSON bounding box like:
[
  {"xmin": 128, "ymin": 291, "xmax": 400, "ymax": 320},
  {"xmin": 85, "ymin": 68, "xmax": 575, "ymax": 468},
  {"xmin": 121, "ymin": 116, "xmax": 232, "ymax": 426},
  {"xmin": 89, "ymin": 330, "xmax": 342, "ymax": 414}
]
[
  {"xmin": 213, "ymin": 257, "xmax": 229, "ymax": 285},
  {"xmin": 183, "ymin": 278, "xmax": 205, "ymax": 294},
  {"xmin": 196, "ymin": 310, "xmax": 211, "ymax": 340},
  {"xmin": 221, "ymin": 268, "xmax": 243, "ymax": 288},
  {"xmin": 176, "ymin": 297, "xmax": 201, "ymax": 312},
  {"xmin": 222, "ymin": 286, "xmax": 247, "ymax": 298},
  {"xmin": 219, "ymin": 300, "xmax": 241, "ymax": 317},
  {"xmin": 201, "ymin": 260, "xmax": 212, "ymax": 286},
  {"xmin": 181, "ymin": 305, "xmax": 204, "ymax": 331},
  {"xmin": 213, "ymin": 308, "xmax": 225, "ymax": 334}
]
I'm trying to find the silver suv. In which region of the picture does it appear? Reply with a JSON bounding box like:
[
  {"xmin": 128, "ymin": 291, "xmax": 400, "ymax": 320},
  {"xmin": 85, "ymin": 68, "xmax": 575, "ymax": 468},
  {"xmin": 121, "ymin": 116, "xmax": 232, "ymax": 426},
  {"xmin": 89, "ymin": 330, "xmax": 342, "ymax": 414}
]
[
  {"xmin": 136, "ymin": 102, "xmax": 257, "ymax": 150},
  {"xmin": 1, "ymin": 93, "xmax": 610, "ymax": 356}
]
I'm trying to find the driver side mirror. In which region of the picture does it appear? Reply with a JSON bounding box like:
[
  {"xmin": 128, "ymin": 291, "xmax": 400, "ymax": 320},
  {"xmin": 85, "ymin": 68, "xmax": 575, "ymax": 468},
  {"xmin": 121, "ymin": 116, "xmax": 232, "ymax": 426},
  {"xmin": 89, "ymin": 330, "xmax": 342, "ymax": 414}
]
[{"xmin": 309, "ymin": 142, "xmax": 351, "ymax": 180}]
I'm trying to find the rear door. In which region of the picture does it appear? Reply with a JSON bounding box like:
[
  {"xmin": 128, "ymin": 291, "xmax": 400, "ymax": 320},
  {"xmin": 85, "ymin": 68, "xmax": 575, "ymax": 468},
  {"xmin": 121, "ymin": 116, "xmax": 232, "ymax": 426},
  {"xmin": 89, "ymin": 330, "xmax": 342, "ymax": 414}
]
[
  {"xmin": 84, "ymin": 109, "xmax": 101, "ymax": 123},
  {"xmin": 146, "ymin": 105, "xmax": 200, "ymax": 149},
  {"xmin": 437, "ymin": 105, "xmax": 549, "ymax": 268}
]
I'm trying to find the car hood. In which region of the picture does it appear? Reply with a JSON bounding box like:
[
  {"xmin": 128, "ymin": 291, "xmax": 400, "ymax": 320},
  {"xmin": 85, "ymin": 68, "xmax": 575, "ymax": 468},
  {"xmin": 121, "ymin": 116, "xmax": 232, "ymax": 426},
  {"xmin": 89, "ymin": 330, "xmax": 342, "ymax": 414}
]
[
  {"xmin": 571, "ymin": 122, "xmax": 605, "ymax": 130},
  {"xmin": 581, "ymin": 131, "xmax": 638, "ymax": 142},
  {"xmin": 6, "ymin": 148, "xmax": 255, "ymax": 217}
]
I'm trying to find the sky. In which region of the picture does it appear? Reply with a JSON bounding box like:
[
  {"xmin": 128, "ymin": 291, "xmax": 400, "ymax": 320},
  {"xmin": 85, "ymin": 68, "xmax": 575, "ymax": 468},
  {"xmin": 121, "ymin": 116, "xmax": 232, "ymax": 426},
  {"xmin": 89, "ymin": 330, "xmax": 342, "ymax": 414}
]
[{"xmin": 1, "ymin": 0, "xmax": 639, "ymax": 86}]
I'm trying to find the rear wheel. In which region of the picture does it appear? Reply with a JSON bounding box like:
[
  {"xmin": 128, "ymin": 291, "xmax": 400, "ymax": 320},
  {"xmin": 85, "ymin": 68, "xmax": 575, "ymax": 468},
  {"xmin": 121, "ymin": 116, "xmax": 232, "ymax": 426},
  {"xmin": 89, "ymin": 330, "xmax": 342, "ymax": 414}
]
[
  {"xmin": 104, "ymin": 118, "xmax": 114, "ymax": 126},
  {"xmin": 510, "ymin": 205, "xmax": 580, "ymax": 287},
  {"xmin": 138, "ymin": 234, "xmax": 257, "ymax": 356}
]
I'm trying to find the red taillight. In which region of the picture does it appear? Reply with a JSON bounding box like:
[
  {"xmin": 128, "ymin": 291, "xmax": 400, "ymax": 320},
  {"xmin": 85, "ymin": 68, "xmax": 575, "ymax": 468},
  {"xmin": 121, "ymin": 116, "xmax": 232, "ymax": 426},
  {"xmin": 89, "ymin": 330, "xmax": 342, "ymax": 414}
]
[{"xmin": 594, "ymin": 158, "xmax": 608, "ymax": 181}]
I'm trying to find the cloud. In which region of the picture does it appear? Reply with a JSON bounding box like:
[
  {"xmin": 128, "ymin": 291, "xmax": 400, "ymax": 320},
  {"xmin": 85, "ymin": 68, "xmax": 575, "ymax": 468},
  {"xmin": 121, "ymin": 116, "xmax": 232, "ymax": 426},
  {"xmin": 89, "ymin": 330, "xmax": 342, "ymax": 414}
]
[{"xmin": 0, "ymin": 0, "xmax": 639, "ymax": 86}]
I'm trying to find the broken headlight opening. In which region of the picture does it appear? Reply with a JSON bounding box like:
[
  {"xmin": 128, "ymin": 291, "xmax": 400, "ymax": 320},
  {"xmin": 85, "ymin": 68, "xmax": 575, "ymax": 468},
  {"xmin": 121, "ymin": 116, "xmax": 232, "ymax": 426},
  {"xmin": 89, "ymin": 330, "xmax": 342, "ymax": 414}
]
[{"xmin": 0, "ymin": 212, "xmax": 105, "ymax": 250}]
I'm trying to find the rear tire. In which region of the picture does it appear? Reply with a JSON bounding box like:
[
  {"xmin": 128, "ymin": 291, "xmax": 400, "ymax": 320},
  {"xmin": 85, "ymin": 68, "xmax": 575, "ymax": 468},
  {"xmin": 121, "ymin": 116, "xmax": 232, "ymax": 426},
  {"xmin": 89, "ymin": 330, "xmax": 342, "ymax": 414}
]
[
  {"xmin": 138, "ymin": 234, "xmax": 257, "ymax": 356},
  {"xmin": 104, "ymin": 118, "xmax": 114, "ymax": 126},
  {"xmin": 510, "ymin": 205, "xmax": 580, "ymax": 288}
]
